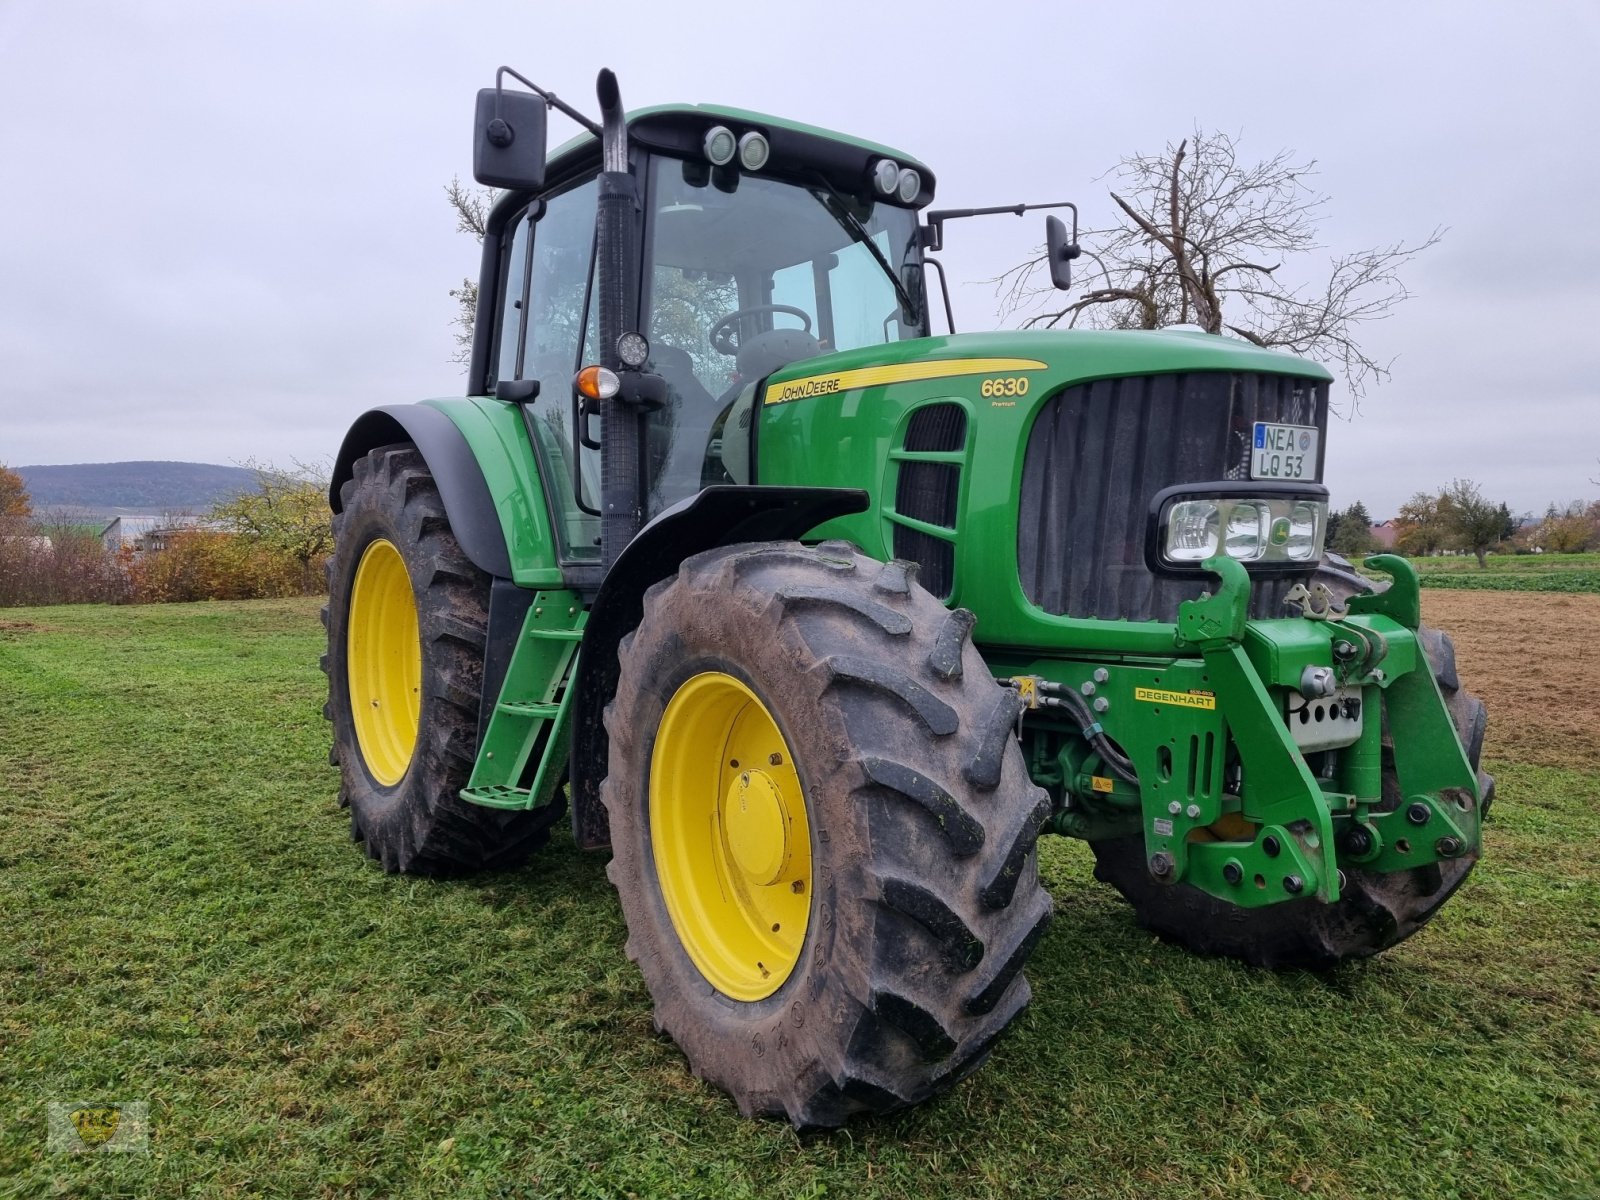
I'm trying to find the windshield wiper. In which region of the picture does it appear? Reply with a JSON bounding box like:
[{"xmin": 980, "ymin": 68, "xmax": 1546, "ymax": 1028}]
[{"xmin": 808, "ymin": 176, "xmax": 920, "ymax": 326}]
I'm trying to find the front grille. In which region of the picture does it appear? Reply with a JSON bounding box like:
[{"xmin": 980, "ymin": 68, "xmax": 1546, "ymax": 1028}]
[
  {"xmin": 904, "ymin": 404, "xmax": 968, "ymax": 452},
  {"xmin": 891, "ymin": 402, "xmax": 966, "ymax": 599},
  {"xmin": 896, "ymin": 461, "xmax": 960, "ymax": 528},
  {"xmin": 892, "ymin": 524, "xmax": 955, "ymax": 598},
  {"xmin": 1017, "ymin": 372, "xmax": 1328, "ymax": 622}
]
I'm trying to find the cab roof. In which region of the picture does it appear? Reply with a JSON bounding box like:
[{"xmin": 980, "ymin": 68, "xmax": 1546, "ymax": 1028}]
[{"xmin": 545, "ymin": 103, "xmax": 935, "ymax": 203}]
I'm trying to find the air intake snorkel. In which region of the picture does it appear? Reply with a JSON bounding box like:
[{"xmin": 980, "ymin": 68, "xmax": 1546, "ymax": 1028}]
[{"xmin": 595, "ymin": 68, "xmax": 643, "ymax": 569}]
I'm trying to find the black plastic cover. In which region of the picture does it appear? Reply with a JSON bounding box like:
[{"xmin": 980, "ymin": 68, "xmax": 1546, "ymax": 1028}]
[{"xmin": 473, "ymin": 88, "xmax": 548, "ymax": 191}]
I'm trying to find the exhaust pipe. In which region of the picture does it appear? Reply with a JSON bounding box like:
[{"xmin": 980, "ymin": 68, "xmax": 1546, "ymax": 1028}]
[{"xmin": 594, "ymin": 68, "xmax": 643, "ymax": 569}]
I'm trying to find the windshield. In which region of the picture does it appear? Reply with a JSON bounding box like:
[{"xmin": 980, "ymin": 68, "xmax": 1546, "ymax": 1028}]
[
  {"xmin": 645, "ymin": 157, "xmax": 926, "ymax": 380},
  {"xmin": 638, "ymin": 155, "xmax": 927, "ymax": 510}
]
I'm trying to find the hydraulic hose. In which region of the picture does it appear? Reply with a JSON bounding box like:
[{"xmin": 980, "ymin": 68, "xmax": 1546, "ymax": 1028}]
[
  {"xmin": 1057, "ymin": 688, "xmax": 1141, "ymax": 787},
  {"xmin": 1008, "ymin": 677, "xmax": 1141, "ymax": 788}
]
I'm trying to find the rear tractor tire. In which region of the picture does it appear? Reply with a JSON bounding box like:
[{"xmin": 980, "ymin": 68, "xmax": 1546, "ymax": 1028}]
[
  {"xmin": 602, "ymin": 541, "xmax": 1054, "ymax": 1127},
  {"xmin": 323, "ymin": 443, "xmax": 561, "ymax": 874},
  {"xmin": 1090, "ymin": 560, "xmax": 1493, "ymax": 969}
]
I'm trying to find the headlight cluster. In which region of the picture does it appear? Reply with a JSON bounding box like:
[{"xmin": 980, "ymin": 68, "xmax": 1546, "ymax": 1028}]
[
  {"xmin": 871, "ymin": 158, "xmax": 922, "ymax": 204},
  {"xmin": 701, "ymin": 127, "xmax": 924, "ymax": 205},
  {"xmin": 1150, "ymin": 487, "xmax": 1328, "ymax": 573},
  {"xmin": 702, "ymin": 125, "xmax": 769, "ymax": 171}
]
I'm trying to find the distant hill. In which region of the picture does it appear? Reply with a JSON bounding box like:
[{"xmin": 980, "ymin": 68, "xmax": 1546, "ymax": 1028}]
[{"xmin": 13, "ymin": 461, "xmax": 261, "ymax": 520}]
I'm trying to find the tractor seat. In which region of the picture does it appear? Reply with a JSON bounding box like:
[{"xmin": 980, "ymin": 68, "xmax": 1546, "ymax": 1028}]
[
  {"xmin": 646, "ymin": 342, "xmax": 723, "ymax": 513},
  {"xmin": 736, "ymin": 327, "xmax": 822, "ymax": 381}
]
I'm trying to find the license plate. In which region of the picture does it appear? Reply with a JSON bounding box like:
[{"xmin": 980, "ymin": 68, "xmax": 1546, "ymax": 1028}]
[{"xmin": 1251, "ymin": 422, "xmax": 1318, "ymax": 481}]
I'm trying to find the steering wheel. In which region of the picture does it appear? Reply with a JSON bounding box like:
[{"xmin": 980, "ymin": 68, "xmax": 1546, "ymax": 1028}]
[{"xmin": 709, "ymin": 304, "xmax": 813, "ymax": 356}]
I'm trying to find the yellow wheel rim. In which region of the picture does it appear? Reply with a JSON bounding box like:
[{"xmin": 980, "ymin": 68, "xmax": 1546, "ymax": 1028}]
[
  {"xmin": 347, "ymin": 538, "xmax": 421, "ymax": 787},
  {"xmin": 650, "ymin": 672, "xmax": 813, "ymax": 1001}
]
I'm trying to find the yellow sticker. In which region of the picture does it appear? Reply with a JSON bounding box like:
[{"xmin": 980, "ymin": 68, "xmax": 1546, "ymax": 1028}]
[
  {"xmin": 980, "ymin": 376, "xmax": 1031, "ymax": 398},
  {"xmin": 764, "ymin": 357, "xmax": 1048, "ymax": 405},
  {"xmin": 1134, "ymin": 686, "xmax": 1217, "ymax": 711},
  {"xmin": 1015, "ymin": 677, "xmax": 1038, "ymax": 708},
  {"xmin": 1091, "ymin": 775, "xmax": 1115, "ymax": 793}
]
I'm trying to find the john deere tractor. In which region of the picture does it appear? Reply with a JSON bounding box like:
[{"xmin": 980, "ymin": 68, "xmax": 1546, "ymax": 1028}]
[{"xmin": 324, "ymin": 69, "xmax": 1490, "ymax": 1127}]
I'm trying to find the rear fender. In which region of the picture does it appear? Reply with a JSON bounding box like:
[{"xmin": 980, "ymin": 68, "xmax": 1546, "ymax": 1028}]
[
  {"xmin": 570, "ymin": 485, "xmax": 869, "ymax": 850},
  {"xmin": 330, "ymin": 399, "xmax": 563, "ymax": 586}
]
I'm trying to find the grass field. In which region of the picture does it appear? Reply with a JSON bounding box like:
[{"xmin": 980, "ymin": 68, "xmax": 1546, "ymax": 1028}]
[
  {"xmin": 2, "ymin": 597, "xmax": 1597, "ymax": 1199},
  {"xmin": 1409, "ymin": 552, "xmax": 1600, "ymax": 573},
  {"xmin": 1365, "ymin": 553, "xmax": 1600, "ymax": 594}
]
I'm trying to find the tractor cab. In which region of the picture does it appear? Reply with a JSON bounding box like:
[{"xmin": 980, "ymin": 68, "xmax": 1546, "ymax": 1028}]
[{"xmin": 471, "ymin": 101, "xmax": 937, "ymax": 563}]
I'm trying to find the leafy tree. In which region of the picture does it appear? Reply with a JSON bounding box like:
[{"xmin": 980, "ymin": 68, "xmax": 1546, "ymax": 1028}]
[
  {"xmin": 1537, "ymin": 500, "xmax": 1598, "ymax": 553},
  {"xmin": 1329, "ymin": 500, "xmax": 1375, "ymax": 557},
  {"xmin": 209, "ymin": 460, "xmax": 333, "ymax": 587},
  {"xmin": 1441, "ymin": 478, "xmax": 1510, "ymax": 568},
  {"xmin": 1393, "ymin": 491, "xmax": 1450, "ymax": 557},
  {"xmin": 1496, "ymin": 502, "xmax": 1517, "ymax": 544},
  {"xmin": 997, "ymin": 128, "xmax": 1442, "ymax": 407},
  {"xmin": 0, "ymin": 464, "xmax": 32, "ymax": 524}
]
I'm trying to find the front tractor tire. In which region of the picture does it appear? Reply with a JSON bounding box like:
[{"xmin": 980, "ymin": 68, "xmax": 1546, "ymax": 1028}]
[
  {"xmin": 323, "ymin": 444, "xmax": 558, "ymax": 874},
  {"xmin": 602, "ymin": 542, "xmax": 1053, "ymax": 1128},
  {"xmin": 1090, "ymin": 561, "xmax": 1493, "ymax": 970}
]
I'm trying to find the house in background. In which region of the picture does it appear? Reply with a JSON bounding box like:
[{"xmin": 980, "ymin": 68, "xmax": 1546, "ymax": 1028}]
[
  {"xmin": 99, "ymin": 515, "xmax": 226, "ymax": 554},
  {"xmin": 99, "ymin": 516, "xmax": 163, "ymax": 553},
  {"xmin": 141, "ymin": 519, "xmax": 229, "ymax": 551},
  {"xmin": 1370, "ymin": 519, "xmax": 1400, "ymax": 550}
]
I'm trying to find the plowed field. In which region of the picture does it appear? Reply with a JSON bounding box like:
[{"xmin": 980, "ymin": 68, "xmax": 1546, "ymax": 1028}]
[{"xmin": 1425, "ymin": 591, "xmax": 1600, "ymax": 770}]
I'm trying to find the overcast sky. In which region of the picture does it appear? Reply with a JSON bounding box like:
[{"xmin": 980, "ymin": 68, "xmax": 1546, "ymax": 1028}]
[{"xmin": 2, "ymin": 0, "xmax": 1596, "ymax": 517}]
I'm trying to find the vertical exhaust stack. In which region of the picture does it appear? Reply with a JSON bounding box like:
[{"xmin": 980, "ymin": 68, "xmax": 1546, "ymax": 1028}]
[{"xmin": 594, "ymin": 68, "xmax": 642, "ymax": 569}]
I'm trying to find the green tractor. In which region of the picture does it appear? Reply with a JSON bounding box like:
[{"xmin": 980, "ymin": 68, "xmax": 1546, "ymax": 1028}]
[{"xmin": 324, "ymin": 68, "xmax": 1490, "ymax": 1127}]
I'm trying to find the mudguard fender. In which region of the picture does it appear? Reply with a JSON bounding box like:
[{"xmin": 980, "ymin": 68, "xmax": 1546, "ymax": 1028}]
[
  {"xmin": 570, "ymin": 484, "xmax": 870, "ymax": 849},
  {"xmin": 330, "ymin": 404, "xmax": 512, "ymax": 579}
]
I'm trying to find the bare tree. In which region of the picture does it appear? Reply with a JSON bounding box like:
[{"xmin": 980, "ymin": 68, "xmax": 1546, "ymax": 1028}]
[
  {"xmin": 996, "ymin": 128, "xmax": 1442, "ymax": 407},
  {"xmin": 446, "ymin": 176, "xmax": 496, "ymax": 367}
]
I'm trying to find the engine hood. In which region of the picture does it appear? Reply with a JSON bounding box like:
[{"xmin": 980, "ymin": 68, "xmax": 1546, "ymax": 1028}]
[{"xmin": 762, "ymin": 328, "xmax": 1333, "ymax": 397}]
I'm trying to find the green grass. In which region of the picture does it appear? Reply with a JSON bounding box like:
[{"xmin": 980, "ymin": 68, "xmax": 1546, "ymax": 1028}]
[
  {"xmin": 1361, "ymin": 553, "xmax": 1600, "ymax": 593},
  {"xmin": 1407, "ymin": 552, "xmax": 1600, "ymax": 573},
  {"xmin": 1415, "ymin": 571, "xmax": 1598, "ymax": 593},
  {"xmin": 2, "ymin": 600, "xmax": 1597, "ymax": 1199}
]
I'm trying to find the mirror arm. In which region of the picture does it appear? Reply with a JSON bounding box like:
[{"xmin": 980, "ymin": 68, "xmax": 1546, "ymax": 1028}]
[
  {"xmin": 921, "ymin": 200, "xmax": 1079, "ymax": 253},
  {"xmin": 494, "ymin": 65, "xmax": 603, "ymax": 138}
]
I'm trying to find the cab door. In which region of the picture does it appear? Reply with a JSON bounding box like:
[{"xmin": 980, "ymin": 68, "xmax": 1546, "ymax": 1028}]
[{"xmin": 490, "ymin": 177, "xmax": 602, "ymax": 566}]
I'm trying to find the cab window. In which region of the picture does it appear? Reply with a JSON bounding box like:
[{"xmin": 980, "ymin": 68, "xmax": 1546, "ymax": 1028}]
[{"xmin": 494, "ymin": 177, "xmax": 601, "ymax": 560}]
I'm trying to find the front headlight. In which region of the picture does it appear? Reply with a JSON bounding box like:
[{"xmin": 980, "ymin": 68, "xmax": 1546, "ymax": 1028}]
[
  {"xmin": 1223, "ymin": 502, "xmax": 1268, "ymax": 560},
  {"xmin": 1284, "ymin": 501, "xmax": 1321, "ymax": 561},
  {"xmin": 1147, "ymin": 484, "xmax": 1329, "ymax": 575},
  {"xmin": 1165, "ymin": 499, "xmax": 1221, "ymax": 561}
]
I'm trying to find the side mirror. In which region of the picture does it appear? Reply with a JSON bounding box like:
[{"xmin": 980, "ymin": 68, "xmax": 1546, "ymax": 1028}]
[
  {"xmin": 473, "ymin": 87, "xmax": 547, "ymax": 190},
  {"xmin": 1045, "ymin": 214, "xmax": 1081, "ymax": 291}
]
